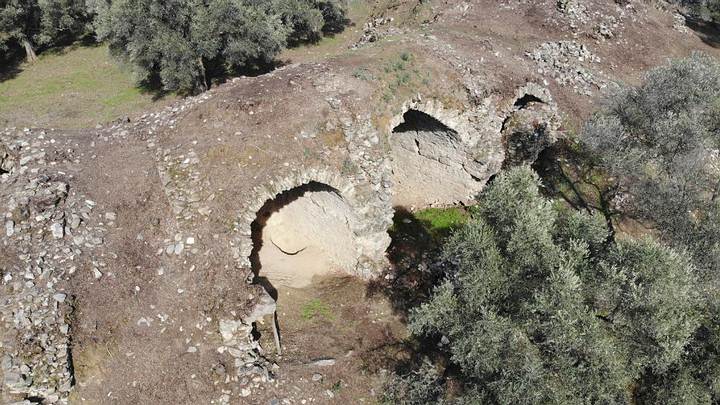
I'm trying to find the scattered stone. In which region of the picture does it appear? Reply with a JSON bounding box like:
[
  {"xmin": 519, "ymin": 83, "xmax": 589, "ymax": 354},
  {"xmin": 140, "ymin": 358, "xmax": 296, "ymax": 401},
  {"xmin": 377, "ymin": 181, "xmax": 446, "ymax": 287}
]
[
  {"xmin": 673, "ymin": 12, "xmax": 689, "ymax": 33},
  {"xmin": 527, "ymin": 41, "xmax": 606, "ymax": 95},
  {"xmin": 93, "ymin": 268, "xmax": 103, "ymax": 279},
  {"xmin": 50, "ymin": 222, "xmax": 64, "ymax": 239},
  {"xmin": 307, "ymin": 358, "xmax": 336, "ymax": 367},
  {"xmin": 69, "ymin": 214, "xmax": 81, "ymax": 229}
]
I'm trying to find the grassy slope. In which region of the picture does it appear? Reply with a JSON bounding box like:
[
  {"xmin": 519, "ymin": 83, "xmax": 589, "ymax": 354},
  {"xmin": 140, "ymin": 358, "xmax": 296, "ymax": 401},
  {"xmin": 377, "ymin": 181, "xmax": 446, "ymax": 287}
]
[{"xmin": 0, "ymin": 45, "xmax": 175, "ymax": 129}]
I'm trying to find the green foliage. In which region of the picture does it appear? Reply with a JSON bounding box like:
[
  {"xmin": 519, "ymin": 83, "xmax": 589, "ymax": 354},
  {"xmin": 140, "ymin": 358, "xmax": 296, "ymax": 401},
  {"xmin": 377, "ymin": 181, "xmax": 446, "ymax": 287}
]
[
  {"xmin": 676, "ymin": 0, "xmax": 720, "ymax": 22},
  {"xmin": 0, "ymin": 0, "xmax": 92, "ymax": 59},
  {"xmin": 383, "ymin": 361, "xmax": 444, "ymax": 405},
  {"xmin": 300, "ymin": 298, "xmax": 333, "ymax": 321},
  {"xmin": 396, "ymin": 167, "xmax": 717, "ymax": 404},
  {"xmin": 581, "ymin": 53, "xmax": 720, "ymax": 274},
  {"xmin": 92, "ymin": 0, "xmax": 347, "ymax": 93},
  {"xmin": 271, "ymin": 0, "xmax": 347, "ymax": 44},
  {"xmin": 92, "ymin": 0, "xmax": 285, "ymax": 92}
]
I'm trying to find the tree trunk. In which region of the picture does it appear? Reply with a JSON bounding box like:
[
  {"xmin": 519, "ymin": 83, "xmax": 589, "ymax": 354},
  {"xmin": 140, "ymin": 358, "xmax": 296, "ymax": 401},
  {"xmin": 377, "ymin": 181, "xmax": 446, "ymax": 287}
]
[
  {"xmin": 21, "ymin": 38, "xmax": 38, "ymax": 63},
  {"xmin": 197, "ymin": 57, "xmax": 209, "ymax": 92}
]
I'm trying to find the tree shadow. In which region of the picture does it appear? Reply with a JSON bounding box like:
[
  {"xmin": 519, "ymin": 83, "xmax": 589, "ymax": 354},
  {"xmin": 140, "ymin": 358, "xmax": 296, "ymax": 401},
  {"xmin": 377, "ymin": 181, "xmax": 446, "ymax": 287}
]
[
  {"xmin": 532, "ymin": 139, "xmax": 619, "ymax": 236},
  {"xmin": 685, "ymin": 15, "xmax": 720, "ymax": 48},
  {"xmin": 363, "ymin": 207, "xmax": 464, "ymax": 394},
  {"xmin": 0, "ymin": 48, "xmax": 25, "ymax": 84},
  {"xmin": 366, "ymin": 207, "xmax": 446, "ymax": 323}
]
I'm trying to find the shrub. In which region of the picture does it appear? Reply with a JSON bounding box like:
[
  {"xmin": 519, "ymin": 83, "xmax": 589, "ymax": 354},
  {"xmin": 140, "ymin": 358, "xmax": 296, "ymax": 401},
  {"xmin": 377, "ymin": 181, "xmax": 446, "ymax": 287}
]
[
  {"xmin": 394, "ymin": 167, "xmax": 718, "ymax": 404},
  {"xmin": 383, "ymin": 361, "xmax": 444, "ymax": 405}
]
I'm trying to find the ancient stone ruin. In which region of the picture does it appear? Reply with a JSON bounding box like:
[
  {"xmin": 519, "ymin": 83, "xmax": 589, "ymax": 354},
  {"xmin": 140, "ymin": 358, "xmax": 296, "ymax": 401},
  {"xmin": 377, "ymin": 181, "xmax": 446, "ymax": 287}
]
[
  {"xmin": 18, "ymin": 0, "xmax": 713, "ymax": 398},
  {"xmin": 0, "ymin": 61, "xmax": 558, "ymax": 402}
]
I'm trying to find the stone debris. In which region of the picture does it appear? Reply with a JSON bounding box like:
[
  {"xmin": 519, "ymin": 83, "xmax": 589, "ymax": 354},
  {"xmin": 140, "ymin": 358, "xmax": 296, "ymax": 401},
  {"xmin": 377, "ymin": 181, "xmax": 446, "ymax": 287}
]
[
  {"xmin": 307, "ymin": 358, "xmax": 336, "ymax": 367},
  {"xmin": 0, "ymin": 142, "xmax": 16, "ymax": 173},
  {"xmin": 158, "ymin": 149, "xmax": 207, "ymax": 225},
  {"xmin": 673, "ymin": 12, "xmax": 689, "ymax": 33},
  {"xmin": 352, "ymin": 17, "xmax": 395, "ymax": 49},
  {"xmin": 0, "ymin": 130, "xmax": 107, "ymax": 404},
  {"xmin": 557, "ymin": 0, "xmax": 590, "ymax": 27},
  {"xmin": 527, "ymin": 41, "xmax": 607, "ymax": 96}
]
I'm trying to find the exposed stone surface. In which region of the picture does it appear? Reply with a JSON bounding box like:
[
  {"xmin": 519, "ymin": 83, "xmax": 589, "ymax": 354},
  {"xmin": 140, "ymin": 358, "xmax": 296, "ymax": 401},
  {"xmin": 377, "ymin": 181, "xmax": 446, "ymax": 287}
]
[
  {"xmin": 390, "ymin": 109, "xmax": 488, "ymax": 207},
  {"xmin": 258, "ymin": 187, "xmax": 360, "ymax": 288},
  {"xmin": 0, "ymin": 142, "xmax": 15, "ymax": 174},
  {"xmin": 502, "ymin": 84, "xmax": 562, "ymax": 167}
]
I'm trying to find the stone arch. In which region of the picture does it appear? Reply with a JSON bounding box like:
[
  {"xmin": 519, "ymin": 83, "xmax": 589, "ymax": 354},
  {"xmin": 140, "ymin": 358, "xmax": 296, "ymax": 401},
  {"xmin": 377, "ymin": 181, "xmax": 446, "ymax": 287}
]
[
  {"xmin": 239, "ymin": 169, "xmax": 365, "ymax": 289},
  {"xmin": 500, "ymin": 83, "xmax": 560, "ymax": 167},
  {"xmin": 388, "ymin": 103, "xmax": 487, "ymax": 208}
]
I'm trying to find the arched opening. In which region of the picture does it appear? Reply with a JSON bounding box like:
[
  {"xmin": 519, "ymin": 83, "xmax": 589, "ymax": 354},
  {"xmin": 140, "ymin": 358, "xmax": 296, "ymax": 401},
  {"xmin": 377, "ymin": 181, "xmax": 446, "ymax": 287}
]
[
  {"xmin": 389, "ymin": 109, "xmax": 482, "ymax": 208},
  {"xmin": 250, "ymin": 181, "xmax": 360, "ymax": 292},
  {"xmin": 249, "ymin": 182, "xmax": 405, "ymax": 371}
]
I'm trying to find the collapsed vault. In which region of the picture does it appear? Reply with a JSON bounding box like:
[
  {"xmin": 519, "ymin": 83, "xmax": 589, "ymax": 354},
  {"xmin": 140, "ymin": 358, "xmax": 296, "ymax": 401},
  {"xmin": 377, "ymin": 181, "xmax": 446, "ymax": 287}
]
[
  {"xmin": 251, "ymin": 182, "xmax": 360, "ymax": 289},
  {"xmin": 389, "ymin": 109, "xmax": 486, "ymax": 208}
]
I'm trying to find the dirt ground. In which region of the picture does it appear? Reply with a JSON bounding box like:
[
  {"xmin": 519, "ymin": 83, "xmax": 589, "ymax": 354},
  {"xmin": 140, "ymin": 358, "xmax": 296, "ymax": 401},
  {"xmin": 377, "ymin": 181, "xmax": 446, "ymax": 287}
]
[{"xmin": 249, "ymin": 275, "xmax": 409, "ymax": 404}]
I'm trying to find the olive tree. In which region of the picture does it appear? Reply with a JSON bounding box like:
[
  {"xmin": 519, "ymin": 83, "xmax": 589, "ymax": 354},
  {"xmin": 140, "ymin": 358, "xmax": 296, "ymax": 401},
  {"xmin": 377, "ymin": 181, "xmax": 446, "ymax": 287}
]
[
  {"xmin": 581, "ymin": 53, "xmax": 720, "ymax": 273},
  {"xmin": 0, "ymin": 0, "xmax": 92, "ymax": 62},
  {"xmin": 92, "ymin": 0, "xmax": 347, "ymax": 93},
  {"xmin": 386, "ymin": 167, "xmax": 718, "ymax": 404}
]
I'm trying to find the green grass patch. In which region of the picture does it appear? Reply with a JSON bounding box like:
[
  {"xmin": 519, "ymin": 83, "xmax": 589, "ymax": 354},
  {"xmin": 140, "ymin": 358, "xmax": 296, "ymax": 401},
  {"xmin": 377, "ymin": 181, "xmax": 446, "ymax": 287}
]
[
  {"xmin": 388, "ymin": 206, "xmax": 469, "ymax": 247},
  {"xmin": 414, "ymin": 207, "xmax": 469, "ymax": 239},
  {"xmin": 0, "ymin": 44, "xmax": 174, "ymax": 129},
  {"xmin": 300, "ymin": 299, "xmax": 334, "ymax": 321}
]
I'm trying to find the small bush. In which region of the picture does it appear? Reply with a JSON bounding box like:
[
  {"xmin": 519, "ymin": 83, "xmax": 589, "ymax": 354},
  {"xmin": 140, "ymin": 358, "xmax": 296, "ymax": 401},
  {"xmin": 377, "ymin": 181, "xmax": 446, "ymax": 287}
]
[{"xmin": 383, "ymin": 361, "xmax": 444, "ymax": 405}]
